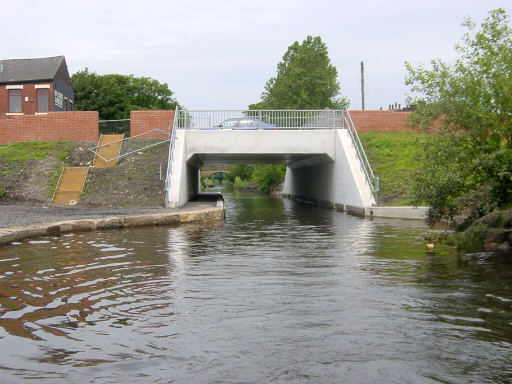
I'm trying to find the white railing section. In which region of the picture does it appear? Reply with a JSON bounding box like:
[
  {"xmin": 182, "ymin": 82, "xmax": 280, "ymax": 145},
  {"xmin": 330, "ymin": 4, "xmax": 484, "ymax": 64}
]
[
  {"xmin": 88, "ymin": 128, "xmax": 171, "ymax": 164},
  {"xmin": 165, "ymin": 106, "xmax": 179, "ymax": 198},
  {"xmin": 344, "ymin": 111, "xmax": 380, "ymax": 200}
]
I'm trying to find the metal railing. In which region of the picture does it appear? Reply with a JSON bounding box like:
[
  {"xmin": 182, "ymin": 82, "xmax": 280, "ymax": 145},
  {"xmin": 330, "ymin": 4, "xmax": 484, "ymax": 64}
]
[
  {"xmin": 175, "ymin": 109, "xmax": 344, "ymax": 130},
  {"xmin": 88, "ymin": 128, "xmax": 171, "ymax": 164},
  {"xmin": 344, "ymin": 111, "xmax": 379, "ymax": 201},
  {"xmin": 165, "ymin": 107, "xmax": 179, "ymax": 197},
  {"xmin": 99, "ymin": 118, "xmax": 130, "ymax": 136}
]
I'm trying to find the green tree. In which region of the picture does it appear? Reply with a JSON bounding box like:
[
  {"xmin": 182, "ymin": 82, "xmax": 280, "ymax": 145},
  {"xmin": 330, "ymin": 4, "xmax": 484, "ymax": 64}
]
[
  {"xmin": 251, "ymin": 164, "xmax": 287, "ymax": 193},
  {"xmin": 250, "ymin": 35, "xmax": 348, "ymax": 110},
  {"xmin": 406, "ymin": 8, "xmax": 512, "ymax": 224},
  {"xmin": 224, "ymin": 164, "xmax": 254, "ymax": 185},
  {"xmin": 71, "ymin": 68, "xmax": 180, "ymax": 119}
]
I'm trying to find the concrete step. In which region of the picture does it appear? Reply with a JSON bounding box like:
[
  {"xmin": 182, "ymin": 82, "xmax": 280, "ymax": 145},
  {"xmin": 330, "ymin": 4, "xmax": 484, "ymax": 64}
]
[
  {"xmin": 53, "ymin": 191, "xmax": 81, "ymax": 205},
  {"xmin": 56, "ymin": 183, "xmax": 83, "ymax": 192},
  {"xmin": 93, "ymin": 134, "xmax": 124, "ymax": 167},
  {"xmin": 53, "ymin": 166, "xmax": 89, "ymax": 206}
]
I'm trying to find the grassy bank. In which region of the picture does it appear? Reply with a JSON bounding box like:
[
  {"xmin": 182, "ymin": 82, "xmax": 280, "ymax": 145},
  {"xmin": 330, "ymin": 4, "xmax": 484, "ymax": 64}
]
[
  {"xmin": 359, "ymin": 132, "xmax": 426, "ymax": 206},
  {"xmin": 0, "ymin": 141, "xmax": 92, "ymax": 202},
  {"xmin": 0, "ymin": 140, "xmax": 168, "ymax": 208},
  {"xmin": 1, "ymin": 134, "xmax": 426, "ymax": 208}
]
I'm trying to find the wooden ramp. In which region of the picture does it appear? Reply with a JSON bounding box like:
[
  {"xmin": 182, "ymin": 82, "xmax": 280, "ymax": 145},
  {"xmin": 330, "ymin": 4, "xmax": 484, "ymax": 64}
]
[
  {"xmin": 52, "ymin": 167, "xmax": 89, "ymax": 206},
  {"xmin": 93, "ymin": 134, "xmax": 124, "ymax": 167}
]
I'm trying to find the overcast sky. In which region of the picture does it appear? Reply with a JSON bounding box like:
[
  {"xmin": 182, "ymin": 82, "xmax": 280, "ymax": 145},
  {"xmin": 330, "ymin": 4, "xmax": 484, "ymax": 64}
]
[{"xmin": 3, "ymin": 1, "xmax": 511, "ymax": 110}]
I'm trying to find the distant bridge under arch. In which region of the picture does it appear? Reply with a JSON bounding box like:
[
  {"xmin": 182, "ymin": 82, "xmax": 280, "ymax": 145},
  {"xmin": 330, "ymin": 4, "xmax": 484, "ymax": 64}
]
[{"xmin": 200, "ymin": 165, "xmax": 229, "ymax": 181}]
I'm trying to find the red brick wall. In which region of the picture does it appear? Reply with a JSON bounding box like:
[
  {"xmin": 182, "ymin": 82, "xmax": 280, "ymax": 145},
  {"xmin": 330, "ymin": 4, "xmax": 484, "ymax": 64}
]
[
  {"xmin": 0, "ymin": 111, "xmax": 98, "ymax": 143},
  {"xmin": 0, "ymin": 82, "xmax": 56, "ymax": 117},
  {"xmin": 130, "ymin": 110, "xmax": 174, "ymax": 139},
  {"xmin": 346, "ymin": 110, "xmax": 413, "ymax": 132}
]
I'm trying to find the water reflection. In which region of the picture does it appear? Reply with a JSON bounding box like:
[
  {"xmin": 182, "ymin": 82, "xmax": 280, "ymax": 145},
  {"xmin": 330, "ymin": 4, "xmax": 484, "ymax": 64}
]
[{"xmin": 0, "ymin": 191, "xmax": 511, "ymax": 383}]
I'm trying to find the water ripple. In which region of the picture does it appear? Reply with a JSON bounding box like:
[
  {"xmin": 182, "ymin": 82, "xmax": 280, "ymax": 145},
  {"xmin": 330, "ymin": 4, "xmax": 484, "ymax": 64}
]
[{"xmin": 0, "ymin": 193, "xmax": 511, "ymax": 383}]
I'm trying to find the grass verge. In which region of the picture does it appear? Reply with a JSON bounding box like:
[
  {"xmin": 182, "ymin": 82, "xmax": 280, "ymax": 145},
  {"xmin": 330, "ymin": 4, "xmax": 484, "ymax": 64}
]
[{"xmin": 359, "ymin": 132, "xmax": 427, "ymax": 206}]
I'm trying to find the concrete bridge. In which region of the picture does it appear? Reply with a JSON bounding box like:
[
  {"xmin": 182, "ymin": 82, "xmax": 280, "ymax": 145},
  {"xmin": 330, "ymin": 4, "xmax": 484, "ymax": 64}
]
[{"xmin": 165, "ymin": 110, "xmax": 378, "ymax": 214}]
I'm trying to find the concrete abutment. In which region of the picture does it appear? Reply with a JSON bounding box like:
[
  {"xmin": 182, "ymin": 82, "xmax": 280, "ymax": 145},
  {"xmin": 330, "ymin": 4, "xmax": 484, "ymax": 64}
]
[{"xmin": 166, "ymin": 129, "xmax": 376, "ymax": 212}]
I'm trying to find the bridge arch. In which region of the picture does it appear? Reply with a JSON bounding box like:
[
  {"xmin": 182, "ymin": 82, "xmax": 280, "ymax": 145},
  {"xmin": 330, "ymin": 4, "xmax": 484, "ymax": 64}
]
[{"xmin": 165, "ymin": 110, "xmax": 378, "ymax": 214}]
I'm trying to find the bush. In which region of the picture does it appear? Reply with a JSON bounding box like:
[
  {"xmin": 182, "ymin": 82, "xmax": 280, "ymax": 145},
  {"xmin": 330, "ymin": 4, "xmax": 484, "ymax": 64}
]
[
  {"xmin": 251, "ymin": 164, "xmax": 286, "ymax": 193},
  {"xmin": 233, "ymin": 176, "xmax": 245, "ymax": 190},
  {"xmin": 225, "ymin": 164, "xmax": 254, "ymax": 185}
]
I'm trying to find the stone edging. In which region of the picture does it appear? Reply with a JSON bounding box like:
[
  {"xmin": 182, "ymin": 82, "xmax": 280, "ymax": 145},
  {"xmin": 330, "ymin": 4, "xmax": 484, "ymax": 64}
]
[{"xmin": 0, "ymin": 200, "xmax": 225, "ymax": 247}]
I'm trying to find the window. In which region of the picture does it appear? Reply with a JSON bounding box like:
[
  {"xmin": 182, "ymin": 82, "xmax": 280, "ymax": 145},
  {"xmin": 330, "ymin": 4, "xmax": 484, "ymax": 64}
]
[
  {"xmin": 8, "ymin": 89, "xmax": 22, "ymax": 113},
  {"xmin": 37, "ymin": 89, "xmax": 49, "ymax": 112}
]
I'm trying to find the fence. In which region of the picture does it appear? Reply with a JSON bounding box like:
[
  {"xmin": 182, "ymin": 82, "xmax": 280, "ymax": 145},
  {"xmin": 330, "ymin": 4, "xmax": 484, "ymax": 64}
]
[
  {"xmin": 99, "ymin": 119, "xmax": 130, "ymax": 136},
  {"xmin": 344, "ymin": 111, "xmax": 380, "ymax": 198}
]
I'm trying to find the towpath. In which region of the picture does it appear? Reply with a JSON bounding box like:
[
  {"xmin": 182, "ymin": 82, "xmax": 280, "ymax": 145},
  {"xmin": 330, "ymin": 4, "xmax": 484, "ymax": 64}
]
[{"xmin": 0, "ymin": 201, "xmax": 216, "ymax": 229}]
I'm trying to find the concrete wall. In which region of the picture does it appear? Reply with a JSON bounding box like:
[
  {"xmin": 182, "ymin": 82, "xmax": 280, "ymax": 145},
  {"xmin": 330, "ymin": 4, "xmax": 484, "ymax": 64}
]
[
  {"xmin": 184, "ymin": 129, "xmax": 335, "ymax": 161},
  {"xmin": 0, "ymin": 111, "xmax": 98, "ymax": 143},
  {"xmin": 283, "ymin": 130, "xmax": 375, "ymax": 210}
]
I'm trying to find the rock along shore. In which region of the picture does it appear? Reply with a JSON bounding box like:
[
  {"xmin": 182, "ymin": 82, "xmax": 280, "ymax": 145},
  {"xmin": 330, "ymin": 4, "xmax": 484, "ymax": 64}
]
[{"xmin": 0, "ymin": 199, "xmax": 225, "ymax": 247}]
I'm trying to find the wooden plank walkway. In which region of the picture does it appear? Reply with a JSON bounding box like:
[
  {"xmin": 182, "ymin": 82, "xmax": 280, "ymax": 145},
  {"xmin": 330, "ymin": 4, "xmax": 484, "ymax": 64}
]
[
  {"xmin": 52, "ymin": 167, "xmax": 89, "ymax": 206},
  {"xmin": 93, "ymin": 134, "xmax": 124, "ymax": 167}
]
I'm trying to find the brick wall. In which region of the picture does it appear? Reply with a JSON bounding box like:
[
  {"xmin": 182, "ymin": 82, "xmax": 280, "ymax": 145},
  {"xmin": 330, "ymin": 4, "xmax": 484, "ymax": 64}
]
[
  {"xmin": 130, "ymin": 110, "xmax": 174, "ymax": 139},
  {"xmin": 346, "ymin": 110, "xmax": 413, "ymax": 132},
  {"xmin": 0, "ymin": 82, "xmax": 56, "ymax": 117},
  {"xmin": 0, "ymin": 111, "xmax": 98, "ymax": 143}
]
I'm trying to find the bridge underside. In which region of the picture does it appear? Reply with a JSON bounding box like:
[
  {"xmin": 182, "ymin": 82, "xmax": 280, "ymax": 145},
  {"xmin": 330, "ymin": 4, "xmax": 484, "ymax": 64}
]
[{"xmin": 166, "ymin": 129, "xmax": 376, "ymax": 213}]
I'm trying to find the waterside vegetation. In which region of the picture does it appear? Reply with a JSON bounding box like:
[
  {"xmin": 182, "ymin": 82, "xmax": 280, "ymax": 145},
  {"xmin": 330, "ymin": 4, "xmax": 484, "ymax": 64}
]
[{"xmin": 406, "ymin": 8, "xmax": 512, "ymax": 253}]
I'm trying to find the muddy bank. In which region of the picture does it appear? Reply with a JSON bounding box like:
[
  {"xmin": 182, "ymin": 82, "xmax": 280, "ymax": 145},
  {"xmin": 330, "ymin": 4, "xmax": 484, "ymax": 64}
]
[{"xmin": 0, "ymin": 140, "xmax": 170, "ymax": 209}]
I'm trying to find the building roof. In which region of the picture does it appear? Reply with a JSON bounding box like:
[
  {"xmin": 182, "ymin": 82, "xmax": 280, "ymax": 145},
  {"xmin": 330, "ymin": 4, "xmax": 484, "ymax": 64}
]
[{"xmin": 0, "ymin": 56, "xmax": 66, "ymax": 84}]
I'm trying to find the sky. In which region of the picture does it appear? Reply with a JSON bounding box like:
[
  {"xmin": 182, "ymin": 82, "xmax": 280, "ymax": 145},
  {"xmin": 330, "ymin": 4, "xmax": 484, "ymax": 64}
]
[{"xmin": 2, "ymin": 0, "xmax": 511, "ymax": 110}]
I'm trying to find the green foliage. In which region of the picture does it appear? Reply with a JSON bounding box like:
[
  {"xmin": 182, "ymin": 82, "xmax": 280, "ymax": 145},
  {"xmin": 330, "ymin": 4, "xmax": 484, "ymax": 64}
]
[
  {"xmin": 0, "ymin": 184, "xmax": 4, "ymax": 198},
  {"xmin": 71, "ymin": 68, "xmax": 181, "ymax": 119},
  {"xmin": 406, "ymin": 8, "xmax": 512, "ymax": 224},
  {"xmin": 250, "ymin": 35, "xmax": 348, "ymax": 110},
  {"xmin": 225, "ymin": 164, "xmax": 285, "ymax": 193},
  {"xmin": 233, "ymin": 176, "xmax": 246, "ymax": 190},
  {"xmin": 200, "ymin": 174, "xmax": 214, "ymax": 190},
  {"xmin": 0, "ymin": 141, "xmax": 72, "ymax": 163},
  {"xmin": 46, "ymin": 166, "xmax": 65, "ymax": 197},
  {"xmin": 250, "ymin": 164, "xmax": 286, "ymax": 193},
  {"xmin": 359, "ymin": 132, "xmax": 426, "ymax": 206},
  {"xmin": 225, "ymin": 164, "xmax": 254, "ymax": 185},
  {"xmin": 454, "ymin": 223, "xmax": 489, "ymax": 251}
]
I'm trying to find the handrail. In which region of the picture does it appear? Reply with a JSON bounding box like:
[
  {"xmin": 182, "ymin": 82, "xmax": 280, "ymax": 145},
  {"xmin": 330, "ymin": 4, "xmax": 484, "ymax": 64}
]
[
  {"xmin": 165, "ymin": 106, "xmax": 179, "ymax": 198},
  {"xmin": 343, "ymin": 110, "xmax": 379, "ymax": 202},
  {"xmin": 87, "ymin": 128, "xmax": 171, "ymax": 163},
  {"xmin": 174, "ymin": 109, "xmax": 344, "ymax": 130}
]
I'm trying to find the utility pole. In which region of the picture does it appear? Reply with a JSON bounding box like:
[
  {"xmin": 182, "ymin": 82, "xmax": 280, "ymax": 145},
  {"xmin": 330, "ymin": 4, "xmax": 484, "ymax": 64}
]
[{"xmin": 360, "ymin": 61, "xmax": 365, "ymax": 110}]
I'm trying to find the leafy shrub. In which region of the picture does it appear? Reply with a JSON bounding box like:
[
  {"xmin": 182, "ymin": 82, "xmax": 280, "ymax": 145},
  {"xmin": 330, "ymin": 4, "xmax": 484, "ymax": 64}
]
[
  {"xmin": 233, "ymin": 176, "xmax": 245, "ymax": 190},
  {"xmin": 250, "ymin": 164, "xmax": 286, "ymax": 193}
]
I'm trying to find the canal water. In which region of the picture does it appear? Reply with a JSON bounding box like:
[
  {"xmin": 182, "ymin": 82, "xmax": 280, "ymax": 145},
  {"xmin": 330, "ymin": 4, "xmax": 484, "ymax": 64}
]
[{"xmin": 0, "ymin": 191, "xmax": 511, "ymax": 383}]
